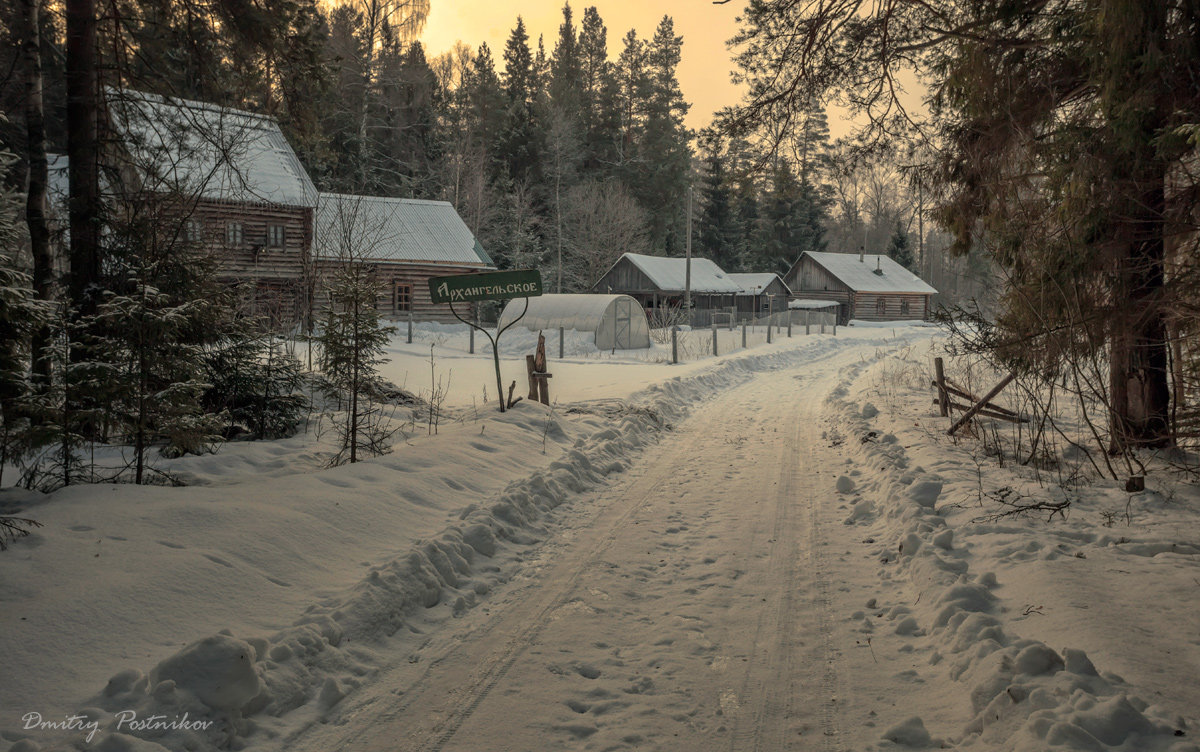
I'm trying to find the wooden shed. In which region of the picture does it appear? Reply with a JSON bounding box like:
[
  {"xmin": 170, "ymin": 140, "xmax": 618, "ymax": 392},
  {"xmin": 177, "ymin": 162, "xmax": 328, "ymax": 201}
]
[
  {"xmin": 314, "ymin": 193, "xmax": 494, "ymax": 322},
  {"xmin": 591, "ymin": 253, "xmax": 741, "ymax": 325},
  {"xmin": 783, "ymin": 251, "xmax": 937, "ymax": 323},
  {"xmin": 728, "ymin": 273, "xmax": 792, "ymax": 320}
]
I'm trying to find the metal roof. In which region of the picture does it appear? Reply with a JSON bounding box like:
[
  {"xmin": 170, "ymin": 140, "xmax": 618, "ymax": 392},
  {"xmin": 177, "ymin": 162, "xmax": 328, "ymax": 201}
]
[
  {"xmin": 614, "ymin": 253, "xmax": 741, "ymax": 293},
  {"xmin": 315, "ymin": 193, "xmax": 493, "ymax": 266},
  {"xmin": 800, "ymin": 251, "xmax": 937, "ymax": 294},
  {"xmin": 108, "ymin": 89, "xmax": 318, "ymax": 207},
  {"xmin": 728, "ymin": 272, "xmax": 790, "ymax": 296}
]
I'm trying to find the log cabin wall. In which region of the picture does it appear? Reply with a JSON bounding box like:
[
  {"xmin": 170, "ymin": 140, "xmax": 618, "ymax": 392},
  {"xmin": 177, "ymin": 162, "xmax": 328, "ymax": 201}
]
[
  {"xmin": 311, "ymin": 260, "xmax": 492, "ymax": 323},
  {"xmin": 851, "ymin": 292, "xmax": 933, "ymax": 321},
  {"xmin": 784, "ymin": 257, "xmax": 853, "ymax": 309}
]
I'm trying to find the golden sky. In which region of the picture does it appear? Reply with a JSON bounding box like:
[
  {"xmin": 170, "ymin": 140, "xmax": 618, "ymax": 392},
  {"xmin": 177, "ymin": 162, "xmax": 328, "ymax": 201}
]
[{"xmin": 419, "ymin": 0, "xmax": 748, "ymax": 132}]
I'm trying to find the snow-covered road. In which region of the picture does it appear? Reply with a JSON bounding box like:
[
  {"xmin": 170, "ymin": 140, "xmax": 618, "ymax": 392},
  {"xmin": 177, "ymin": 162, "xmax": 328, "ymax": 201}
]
[
  {"xmin": 283, "ymin": 349, "xmax": 889, "ymax": 751},
  {"xmin": 5, "ymin": 324, "xmax": 1195, "ymax": 752}
]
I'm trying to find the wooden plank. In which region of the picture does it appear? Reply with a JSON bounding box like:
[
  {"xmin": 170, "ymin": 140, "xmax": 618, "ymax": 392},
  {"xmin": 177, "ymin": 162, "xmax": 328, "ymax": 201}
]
[{"xmin": 948, "ymin": 373, "xmax": 1017, "ymax": 435}]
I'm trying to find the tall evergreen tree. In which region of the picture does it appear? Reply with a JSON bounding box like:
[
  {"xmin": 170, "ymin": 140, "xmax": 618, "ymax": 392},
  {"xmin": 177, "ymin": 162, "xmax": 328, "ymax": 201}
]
[
  {"xmin": 696, "ymin": 155, "xmax": 741, "ymax": 271},
  {"xmin": 499, "ymin": 17, "xmax": 540, "ymax": 185},
  {"xmin": 886, "ymin": 221, "xmax": 915, "ymax": 272}
]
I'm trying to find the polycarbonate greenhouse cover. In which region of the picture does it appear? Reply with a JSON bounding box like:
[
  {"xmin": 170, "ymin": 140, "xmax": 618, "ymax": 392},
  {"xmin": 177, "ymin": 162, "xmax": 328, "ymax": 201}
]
[{"xmin": 498, "ymin": 294, "xmax": 652, "ymax": 350}]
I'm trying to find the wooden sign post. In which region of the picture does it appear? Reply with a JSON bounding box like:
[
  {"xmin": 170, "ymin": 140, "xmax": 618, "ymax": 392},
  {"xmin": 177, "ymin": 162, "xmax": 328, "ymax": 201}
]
[{"xmin": 429, "ymin": 269, "xmax": 543, "ymax": 413}]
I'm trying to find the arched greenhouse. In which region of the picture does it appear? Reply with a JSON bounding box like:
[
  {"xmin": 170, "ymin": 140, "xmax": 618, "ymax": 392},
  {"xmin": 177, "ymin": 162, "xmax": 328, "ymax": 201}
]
[{"xmin": 497, "ymin": 294, "xmax": 652, "ymax": 350}]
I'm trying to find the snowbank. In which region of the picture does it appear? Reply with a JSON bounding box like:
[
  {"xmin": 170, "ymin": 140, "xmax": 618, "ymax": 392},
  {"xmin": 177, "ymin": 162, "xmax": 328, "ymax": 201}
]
[
  {"xmin": 0, "ymin": 326, "xmax": 927, "ymax": 751},
  {"xmin": 827, "ymin": 351, "xmax": 1199, "ymax": 751}
]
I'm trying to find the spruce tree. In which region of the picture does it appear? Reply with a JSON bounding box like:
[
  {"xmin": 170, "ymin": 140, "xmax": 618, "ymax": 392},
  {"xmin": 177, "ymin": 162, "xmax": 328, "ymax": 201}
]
[{"xmin": 886, "ymin": 221, "xmax": 915, "ymax": 272}]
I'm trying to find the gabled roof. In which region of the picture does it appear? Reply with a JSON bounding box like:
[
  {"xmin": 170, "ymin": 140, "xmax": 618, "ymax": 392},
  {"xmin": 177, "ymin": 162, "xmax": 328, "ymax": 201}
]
[
  {"xmin": 797, "ymin": 251, "xmax": 937, "ymax": 294},
  {"xmin": 315, "ymin": 193, "xmax": 493, "ymax": 266},
  {"xmin": 108, "ymin": 89, "xmax": 318, "ymax": 208},
  {"xmin": 603, "ymin": 253, "xmax": 741, "ymax": 293},
  {"xmin": 728, "ymin": 272, "xmax": 790, "ymax": 296}
]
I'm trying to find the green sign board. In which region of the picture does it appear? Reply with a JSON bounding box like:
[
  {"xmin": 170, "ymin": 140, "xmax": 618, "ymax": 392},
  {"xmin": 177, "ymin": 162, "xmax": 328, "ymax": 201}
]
[{"xmin": 429, "ymin": 269, "xmax": 543, "ymax": 304}]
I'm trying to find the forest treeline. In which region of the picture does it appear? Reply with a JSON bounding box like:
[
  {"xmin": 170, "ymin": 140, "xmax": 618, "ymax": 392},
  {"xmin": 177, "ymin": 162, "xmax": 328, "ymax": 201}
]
[{"xmin": 0, "ymin": 0, "xmax": 987, "ymax": 298}]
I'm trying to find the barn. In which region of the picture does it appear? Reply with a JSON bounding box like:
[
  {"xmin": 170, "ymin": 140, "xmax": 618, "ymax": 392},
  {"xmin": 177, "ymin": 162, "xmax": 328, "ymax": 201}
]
[
  {"xmin": 783, "ymin": 251, "xmax": 937, "ymax": 323},
  {"xmin": 728, "ymin": 273, "xmax": 792, "ymax": 321},
  {"xmin": 313, "ymin": 193, "xmax": 494, "ymax": 322},
  {"xmin": 590, "ymin": 253, "xmax": 742, "ymax": 325}
]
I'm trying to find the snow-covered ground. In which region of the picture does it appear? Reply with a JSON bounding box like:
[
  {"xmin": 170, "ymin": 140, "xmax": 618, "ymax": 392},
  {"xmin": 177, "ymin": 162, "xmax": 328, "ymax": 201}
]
[{"xmin": 1, "ymin": 321, "xmax": 1196, "ymax": 751}]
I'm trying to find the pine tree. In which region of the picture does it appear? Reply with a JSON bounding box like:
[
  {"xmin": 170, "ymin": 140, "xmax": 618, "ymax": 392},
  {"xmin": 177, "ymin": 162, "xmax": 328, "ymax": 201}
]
[
  {"xmin": 696, "ymin": 155, "xmax": 741, "ymax": 272},
  {"xmin": 886, "ymin": 221, "xmax": 915, "ymax": 272},
  {"xmin": 578, "ymin": 7, "xmax": 619, "ymax": 172},
  {"xmin": 499, "ymin": 17, "xmax": 541, "ymax": 185},
  {"xmin": 86, "ymin": 197, "xmax": 230, "ymax": 483},
  {"xmin": 549, "ymin": 3, "xmax": 583, "ymax": 116},
  {"xmin": 315, "ymin": 198, "xmax": 397, "ymax": 465}
]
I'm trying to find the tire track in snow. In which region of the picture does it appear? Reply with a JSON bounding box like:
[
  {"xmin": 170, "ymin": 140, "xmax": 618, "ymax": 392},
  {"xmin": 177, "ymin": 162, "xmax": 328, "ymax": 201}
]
[
  {"xmin": 341, "ymin": 397, "xmax": 725, "ymax": 752},
  {"xmin": 725, "ymin": 368, "xmax": 848, "ymax": 752}
]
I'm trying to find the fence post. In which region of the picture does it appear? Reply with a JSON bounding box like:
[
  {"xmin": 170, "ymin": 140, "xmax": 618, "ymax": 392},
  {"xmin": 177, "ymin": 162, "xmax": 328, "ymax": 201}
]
[
  {"xmin": 741, "ymin": 323, "xmax": 747, "ymax": 349},
  {"xmin": 672, "ymin": 326, "xmax": 679, "ymax": 364},
  {"xmin": 559, "ymin": 326, "xmax": 564, "ymax": 359},
  {"xmin": 712, "ymin": 324, "xmax": 718, "ymax": 357},
  {"xmin": 767, "ymin": 315, "xmax": 773, "ymax": 344},
  {"xmin": 787, "ymin": 311, "xmax": 792, "ymax": 338},
  {"xmin": 470, "ymin": 304, "xmax": 478, "ymax": 354},
  {"xmin": 934, "ymin": 357, "xmax": 949, "ymax": 416},
  {"xmin": 832, "ymin": 315, "xmax": 837, "ymax": 335},
  {"xmin": 407, "ymin": 308, "xmax": 414, "ymax": 344},
  {"xmin": 805, "ymin": 310, "xmax": 811, "ymax": 335}
]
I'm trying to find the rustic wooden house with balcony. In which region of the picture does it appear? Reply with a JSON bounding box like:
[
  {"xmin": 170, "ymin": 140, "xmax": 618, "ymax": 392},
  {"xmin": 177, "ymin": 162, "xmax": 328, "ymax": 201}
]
[
  {"xmin": 313, "ymin": 193, "xmax": 494, "ymax": 321},
  {"xmin": 783, "ymin": 251, "xmax": 937, "ymax": 323}
]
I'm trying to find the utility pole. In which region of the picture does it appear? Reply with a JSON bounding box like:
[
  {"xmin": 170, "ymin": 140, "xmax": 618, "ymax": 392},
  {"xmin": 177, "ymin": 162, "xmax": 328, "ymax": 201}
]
[{"xmin": 684, "ymin": 184, "xmax": 693, "ymax": 320}]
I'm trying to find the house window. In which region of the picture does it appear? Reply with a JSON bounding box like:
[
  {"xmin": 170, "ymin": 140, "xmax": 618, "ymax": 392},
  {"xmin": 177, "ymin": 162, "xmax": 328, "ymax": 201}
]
[
  {"xmin": 876, "ymin": 297, "xmax": 887, "ymax": 316},
  {"xmin": 394, "ymin": 283, "xmax": 412, "ymax": 312},
  {"xmin": 226, "ymin": 222, "xmax": 244, "ymax": 246},
  {"xmin": 267, "ymin": 224, "xmax": 286, "ymax": 248},
  {"xmin": 900, "ymin": 299, "xmax": 911, "ymax": 316},
  {"xmin": 184, "ymin": 218, "xmax": 203, "ymax": 242}
]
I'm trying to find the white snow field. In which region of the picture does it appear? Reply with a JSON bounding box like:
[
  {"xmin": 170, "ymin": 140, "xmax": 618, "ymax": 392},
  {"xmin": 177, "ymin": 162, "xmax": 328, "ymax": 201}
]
[{"xmin": 1, "ymin": 322, "xmax": 1197, "ymax": 752}]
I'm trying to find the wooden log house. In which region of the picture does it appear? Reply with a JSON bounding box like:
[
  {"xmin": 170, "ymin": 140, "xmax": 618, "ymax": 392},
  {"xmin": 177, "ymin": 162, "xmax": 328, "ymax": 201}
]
[
  {"xmin": 102, "ymin": 89, "xmax": 321, "ymax": 327},
  {"xmin": 313, "ymin": 193, "xmax": 494, "ymax": 322},
  {"xmin": 591, "ymin": 253, "xmax": 742, "ymax": 325},
  {"xmin": 49, "ymin": 90, "xmax": 495, "ymax": 328},
  {"xmin": 783, "ymin": 250, "xmax": 937, "ymax": 324}
]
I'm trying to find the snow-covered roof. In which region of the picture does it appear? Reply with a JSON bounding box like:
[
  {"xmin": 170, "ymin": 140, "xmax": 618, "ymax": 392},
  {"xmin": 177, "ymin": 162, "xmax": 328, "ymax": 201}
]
[
  {"xmin": 799, "ymin": 251, "xmax": 937, "ymax": 294},
  {"xmin": 616, "ymin": 253, "xmax": 741, "ymax": 293},
  {"xmin": 728, "ymin": 272, "xmax": 790, "ymax": 296},
  {"xmin": 788, "ymin": 299, "xmax": 840, "ymax": 310},
  {"xmin": 108, "ymin": 89, "xmax": 318, "ymax": 207},
  {"xmin": 315, "ymin": 193, "xmax": 493, "ymax": 266}
]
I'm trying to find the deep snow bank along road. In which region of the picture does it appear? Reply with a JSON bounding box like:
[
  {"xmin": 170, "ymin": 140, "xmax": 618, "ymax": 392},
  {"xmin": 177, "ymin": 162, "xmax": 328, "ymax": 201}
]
[{"xmin": 310, "ymin": 348, "xmax": 905, "ymax": 752}]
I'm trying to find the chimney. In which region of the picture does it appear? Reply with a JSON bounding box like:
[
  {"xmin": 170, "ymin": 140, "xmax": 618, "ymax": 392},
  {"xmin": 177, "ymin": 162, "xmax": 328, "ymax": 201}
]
[{"xmin": 859, "ymin": 246, "xmax": 864, "ymax": 263}]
